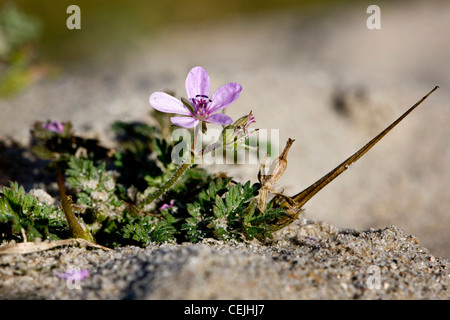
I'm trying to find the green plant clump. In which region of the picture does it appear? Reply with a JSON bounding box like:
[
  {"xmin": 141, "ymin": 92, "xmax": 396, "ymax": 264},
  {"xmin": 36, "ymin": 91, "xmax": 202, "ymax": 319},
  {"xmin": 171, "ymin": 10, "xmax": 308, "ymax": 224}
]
[
  {"xmin": 0, "ymin": 113, "xmax": 286, "ymax": 248},
  {"xmin": 0, "ymin": 182, "xmax": 68, "ymax": 241},
  {"xmin": 1, "ymin": 67, "xmax": 437, "ymax": 249}
]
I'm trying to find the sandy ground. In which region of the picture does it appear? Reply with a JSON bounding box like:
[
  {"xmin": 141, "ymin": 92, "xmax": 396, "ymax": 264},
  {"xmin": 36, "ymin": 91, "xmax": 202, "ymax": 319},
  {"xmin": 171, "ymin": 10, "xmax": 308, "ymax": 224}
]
[
  {"xmin": 0, "ymin": 1, "xmax": 449, "ymax": 259},
  {"xmin": 1, "ymin": 219, "xmax": 448, "ymax": 299}
]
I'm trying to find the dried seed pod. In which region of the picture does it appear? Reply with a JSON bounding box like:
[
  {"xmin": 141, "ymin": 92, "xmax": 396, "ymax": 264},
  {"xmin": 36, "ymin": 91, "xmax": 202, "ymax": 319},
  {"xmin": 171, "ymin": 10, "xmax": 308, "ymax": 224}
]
[
  {"xmin": 264, "ymin": 86, "xmax": 439, "ymax": 228},
  {"xmin": 257, "ymin": 138, "xmax": 294, "ymax": 213}
]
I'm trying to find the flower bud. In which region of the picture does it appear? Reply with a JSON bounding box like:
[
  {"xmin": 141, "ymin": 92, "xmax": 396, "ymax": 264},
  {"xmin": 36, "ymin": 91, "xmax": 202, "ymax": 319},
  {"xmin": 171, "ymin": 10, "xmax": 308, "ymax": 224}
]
[
  {"xmin": 42, "ymin": 121, "xmax": 64, "ymax": 134},
  {"xmin": 220, "ymin": 111, "xmax": 256, "ymax": 150}
]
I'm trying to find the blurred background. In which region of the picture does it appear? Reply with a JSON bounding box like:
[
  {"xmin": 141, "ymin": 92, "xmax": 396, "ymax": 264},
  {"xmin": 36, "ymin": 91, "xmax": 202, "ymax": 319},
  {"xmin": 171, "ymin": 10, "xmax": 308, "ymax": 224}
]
[{"xmin": 0, "ymin": 0, "xmax": 449, "ymax": 258}]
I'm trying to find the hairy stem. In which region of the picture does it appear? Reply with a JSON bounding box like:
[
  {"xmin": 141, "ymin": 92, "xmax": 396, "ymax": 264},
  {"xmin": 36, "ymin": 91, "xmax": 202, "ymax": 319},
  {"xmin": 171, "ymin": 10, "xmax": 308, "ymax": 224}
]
[
  {"xmin": 144, "ymin": 122, "xmax": 201, "ymax": 207},
  {"xmin": 192, "ymin": 122, "xmax": 200, "ymax": 155},
  {"xmin": 143, "ymin": 162, "xmax": 192, "ymax": 206}
]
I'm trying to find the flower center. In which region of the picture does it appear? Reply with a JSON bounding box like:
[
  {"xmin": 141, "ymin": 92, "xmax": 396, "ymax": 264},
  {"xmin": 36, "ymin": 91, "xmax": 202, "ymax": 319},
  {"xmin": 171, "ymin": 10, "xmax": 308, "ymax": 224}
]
[{"xmin": 191, "ymin": 94, "xmax": 212, "ymax": 118}]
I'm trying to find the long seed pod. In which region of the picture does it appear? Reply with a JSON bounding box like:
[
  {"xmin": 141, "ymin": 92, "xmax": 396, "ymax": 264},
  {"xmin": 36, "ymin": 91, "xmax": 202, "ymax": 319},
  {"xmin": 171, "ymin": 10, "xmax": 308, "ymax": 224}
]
[{"xmin": 270, "ymin": 86, "xmax": 439, "ymax": 228}]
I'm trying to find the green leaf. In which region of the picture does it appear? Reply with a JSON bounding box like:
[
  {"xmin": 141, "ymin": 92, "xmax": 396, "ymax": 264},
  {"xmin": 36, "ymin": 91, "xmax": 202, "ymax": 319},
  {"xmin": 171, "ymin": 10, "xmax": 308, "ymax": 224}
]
[
  {"xmin": 208, "ymin": 181, "xmax": 217, "ymax": 200},
  {"xmin": 0, "ymin": 181, "xmax": 67, "ymax": 241},
  {"xmin": 186, "ymin": 202, "xmax": 201, "ymax": 218},
  {"xmin": 224, "ymin": 184, "xmax": 240, "ymax": 213},
  {"xmin": 213, "ymin": 195, "xmax": 226, "ymax": 218}
]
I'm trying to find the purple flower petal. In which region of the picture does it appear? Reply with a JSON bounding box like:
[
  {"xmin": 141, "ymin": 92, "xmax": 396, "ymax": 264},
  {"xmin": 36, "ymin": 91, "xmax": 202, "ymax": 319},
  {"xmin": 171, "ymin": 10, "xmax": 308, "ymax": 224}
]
[
  {"xmin": 43, "ymin": 121, "xmax": 64, "ymax": 134},
  {"xmin": 160, "ymin": 199, "xmax": 175, "ymax": 210},
  {"xmin": 171, "ymin": 116, "xmax": 199, "ymax": 128},
  {"xmin": 149, "ymin": 66, "xmax": 242, "ymax": 129},
  {"xmin": 208, "ymin": 83, "xmax": 242, "ymax": 114},
  {"xmin": 205, "ymin": 113, "xmax": 233, "ymax": 126},
  {"xmin": 185, "ymin": 66, "xmax": 211, "ymax": 100},
  {"xmin": 150, "ymin": 92, "xmax": 191, "ymax": 116},
  {"xmin": 54, "ymin": 269, "xmax": 89, "ymax": 281}
]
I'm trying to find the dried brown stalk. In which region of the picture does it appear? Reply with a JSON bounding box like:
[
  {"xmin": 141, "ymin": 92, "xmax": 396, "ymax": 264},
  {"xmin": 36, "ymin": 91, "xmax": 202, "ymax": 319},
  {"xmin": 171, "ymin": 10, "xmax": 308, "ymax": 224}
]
[
  {"xmin": 0, "ymin": 238, "xmax": 111, "ymax": 255},
  {"xmin": 257, "ymin": 138, "xmax": 295, "ymax": 213},
  {"xmin": 262, "ymin": 86, "xmax": 439, "ymax": 228}
]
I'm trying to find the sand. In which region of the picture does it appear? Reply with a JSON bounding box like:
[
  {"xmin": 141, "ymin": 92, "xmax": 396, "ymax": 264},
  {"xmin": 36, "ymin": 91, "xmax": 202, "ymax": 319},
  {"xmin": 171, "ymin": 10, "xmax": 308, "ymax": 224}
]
[{"xmin": 1, "ymin": 219, "xmax": 448, "ymax": 299}]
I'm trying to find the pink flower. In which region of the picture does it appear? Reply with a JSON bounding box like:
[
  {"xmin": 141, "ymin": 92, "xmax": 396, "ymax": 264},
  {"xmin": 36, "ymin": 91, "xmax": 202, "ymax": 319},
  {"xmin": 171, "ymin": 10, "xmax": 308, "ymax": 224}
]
[
  {"xmin": 43, "ymin": 121, "xmax": 64, "ymax": 133},
  {"xmin": 149, "ymin": 66, "xmax": 242, "ymax": 128},
  {"xmin": 54, "ymin": 268, "xmax": 89, "ymax": 281},
  {"xmin": 236, "ymin": 110, "xmax": 256, "ymax": 136},
  {"xmin": 160, "ymin": 199, "xmax": 175, "ymax": 210}
]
